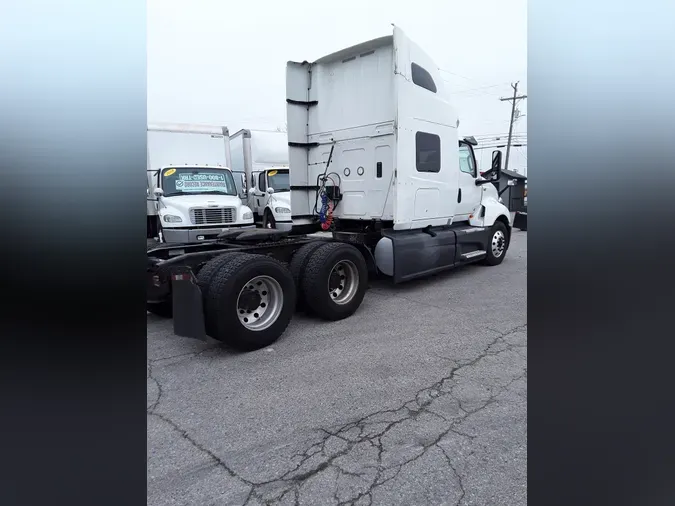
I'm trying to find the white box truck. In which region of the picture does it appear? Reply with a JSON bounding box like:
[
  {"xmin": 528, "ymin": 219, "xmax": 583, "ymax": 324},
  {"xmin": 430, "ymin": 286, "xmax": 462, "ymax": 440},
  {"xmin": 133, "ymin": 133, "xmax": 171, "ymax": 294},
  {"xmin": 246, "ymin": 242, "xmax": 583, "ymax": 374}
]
[
  {"xmin": 146, "ymin": 123, "xmax": 255, "ymax": 245},
  {"xmin": 229, "ymin": 128, "xmax": 292, "ymax": 230},
  {"xmin": 147, "ymin": 27, "xmax": 513, "ymax": 351}
]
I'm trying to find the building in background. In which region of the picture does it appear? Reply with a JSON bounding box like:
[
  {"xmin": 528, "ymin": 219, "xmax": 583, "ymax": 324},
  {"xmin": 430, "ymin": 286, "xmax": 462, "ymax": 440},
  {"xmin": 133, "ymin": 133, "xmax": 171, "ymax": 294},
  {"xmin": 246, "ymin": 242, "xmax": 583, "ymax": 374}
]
[{"xmin": 493, "ymin": 169, "xmax": 527, "ymax": 217}]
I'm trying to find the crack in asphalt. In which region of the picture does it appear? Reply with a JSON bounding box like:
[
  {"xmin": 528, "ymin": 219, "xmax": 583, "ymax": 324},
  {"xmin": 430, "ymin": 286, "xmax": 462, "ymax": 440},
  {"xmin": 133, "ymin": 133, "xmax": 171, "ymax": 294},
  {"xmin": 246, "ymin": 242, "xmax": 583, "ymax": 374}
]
[
  {"xmin": 148, "ymin": 323, "xmax": 527, "ymax": 505},
  {"xmin": 438, "ymin": 444, "xmax": 466, "ymax": 506},
  {"xmin": 147, "ymin": 343, "xmax": 227, "ymax": 414},
  {"xmin": 149, "ymin": 411, "xmax": 257, "ymax": 490},
  {"xmin": 149, "ymin": 344, "xmax": 222, "ymax": 367},
  {"xmin": 147, "ymin": 360, "xmax": 164, "ymax": 414},
  {"xmin": 367, "ymin": 289, "xmax": 447, "ymax": 310}
]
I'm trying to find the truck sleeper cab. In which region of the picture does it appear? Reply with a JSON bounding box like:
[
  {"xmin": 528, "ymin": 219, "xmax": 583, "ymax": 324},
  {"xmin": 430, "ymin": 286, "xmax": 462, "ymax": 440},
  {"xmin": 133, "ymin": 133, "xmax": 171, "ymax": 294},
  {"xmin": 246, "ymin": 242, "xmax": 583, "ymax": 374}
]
[{"xmin": 146, "ymin": 26, "xmax": 512, "ymax": 351}]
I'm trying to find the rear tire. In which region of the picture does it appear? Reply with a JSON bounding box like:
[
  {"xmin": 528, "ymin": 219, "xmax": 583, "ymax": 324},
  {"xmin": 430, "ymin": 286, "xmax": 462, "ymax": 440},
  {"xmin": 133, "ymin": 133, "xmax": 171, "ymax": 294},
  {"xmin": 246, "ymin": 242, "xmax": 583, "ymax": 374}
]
[
  {"xmin": 206, "ymin": 253, "xmax": 296, "ymax": 350},
  {"xmin": 196, "ymin": 252, "xmax": 245, "ymax": 336},
  {"xmin": 147, "ymin": 300, "xmax": 172, "ymax": 318},
  {"xmin": 302, "ymin": 242, "xmax": 368, "ymax": 321},
  {"xmin": 289, "ymin": 241, "xmax": 327, "ymax": 312},
  {"xmin": 482, "ymin": 221, "xmax": 509, "ymax": 266}
]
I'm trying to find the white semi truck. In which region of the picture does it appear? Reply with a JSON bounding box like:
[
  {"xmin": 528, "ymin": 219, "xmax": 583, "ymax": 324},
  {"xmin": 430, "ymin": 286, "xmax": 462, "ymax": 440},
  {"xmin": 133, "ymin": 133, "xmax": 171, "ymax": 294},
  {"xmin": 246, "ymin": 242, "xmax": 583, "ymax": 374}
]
[
  {"xmin": 229, "ymin": 129, "xmax": 292, "ymax": 230},
  {"xmin": 146, "ymin": 123, "xmax": 255, "ymax": 245},
  {"xmin": 147, "ymin": 27, "xmax": 513, "ymax": 350}
]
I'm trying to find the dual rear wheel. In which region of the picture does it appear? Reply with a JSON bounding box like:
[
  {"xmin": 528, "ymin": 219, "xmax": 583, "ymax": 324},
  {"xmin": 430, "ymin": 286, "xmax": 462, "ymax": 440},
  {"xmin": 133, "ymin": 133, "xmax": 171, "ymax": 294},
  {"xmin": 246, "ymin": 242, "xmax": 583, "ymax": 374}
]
[{"xmin": 197, "ymin": 242, "xmax": 368, "ymax": 350}]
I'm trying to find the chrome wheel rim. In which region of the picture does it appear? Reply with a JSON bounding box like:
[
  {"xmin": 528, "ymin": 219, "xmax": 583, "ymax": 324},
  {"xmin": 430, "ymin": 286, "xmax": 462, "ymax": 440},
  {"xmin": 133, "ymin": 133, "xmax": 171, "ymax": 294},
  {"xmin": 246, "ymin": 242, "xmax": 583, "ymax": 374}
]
[
  {"xmin": 491, "ymin": 230, "xmax": 506, "ymax": 258},
  {"xmin": 327, "ymin": 260, "xmax": 359, "ymax": 305},
  {"xmin": 236, "ymin": 275, "xmax": 284, "ymax": 330}
]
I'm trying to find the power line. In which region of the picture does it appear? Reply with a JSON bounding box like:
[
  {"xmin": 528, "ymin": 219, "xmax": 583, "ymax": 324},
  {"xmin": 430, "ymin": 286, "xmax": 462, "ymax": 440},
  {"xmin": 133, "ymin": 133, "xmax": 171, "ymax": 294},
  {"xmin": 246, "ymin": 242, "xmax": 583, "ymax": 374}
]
[
  {"xmin": 474, "ymin": 133, "xmax": 527, "ymax": 139},
  {"xmin": 438, "ymin": 69, "xmax": 514, "ymax": 95},
  {"xmin": 452, "ymin": 83, "xmax": 506, "ymax": 94},
  {"xmin": 474, "ymin": 143, "xmax": 527, "ymax": 150},
  {"xmin": 473, "ymin": 131, "xmax": 526, "ymax": 137},
  {"xmin": 437, "ymin": 68, "xmax": 474, "ymax": 81},
  {"xmin": 451, "ymin": 90, "xmax": 504, "ymax": 99},
  {"xmin": 474, "ymin": 136, "xmax": 527, "ymax": 144}
]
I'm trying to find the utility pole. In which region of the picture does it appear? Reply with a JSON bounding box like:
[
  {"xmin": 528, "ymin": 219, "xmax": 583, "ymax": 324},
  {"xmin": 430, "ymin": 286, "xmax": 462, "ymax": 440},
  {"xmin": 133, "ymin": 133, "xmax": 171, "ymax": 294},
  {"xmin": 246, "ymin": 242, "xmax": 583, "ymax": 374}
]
[{"xmin": 500, "ymin": 82, "xmax": 527, "ymax": 172}]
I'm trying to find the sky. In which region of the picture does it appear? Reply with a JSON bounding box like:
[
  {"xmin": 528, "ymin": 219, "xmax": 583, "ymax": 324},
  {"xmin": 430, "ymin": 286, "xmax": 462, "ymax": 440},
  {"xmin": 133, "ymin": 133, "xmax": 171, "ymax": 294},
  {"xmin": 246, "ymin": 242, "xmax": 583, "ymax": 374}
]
[{"xmin": 147, "ymin": 0, "xmax": 527, "ymax": 174}]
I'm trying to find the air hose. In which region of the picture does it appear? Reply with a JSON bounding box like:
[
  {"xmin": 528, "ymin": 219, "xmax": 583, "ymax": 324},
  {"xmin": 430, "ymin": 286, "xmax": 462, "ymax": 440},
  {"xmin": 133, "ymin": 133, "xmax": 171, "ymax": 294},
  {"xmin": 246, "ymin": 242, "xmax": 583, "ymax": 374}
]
[{"xmin": 319, "ymin": 192, "xmax": 334, "ymax": 230}]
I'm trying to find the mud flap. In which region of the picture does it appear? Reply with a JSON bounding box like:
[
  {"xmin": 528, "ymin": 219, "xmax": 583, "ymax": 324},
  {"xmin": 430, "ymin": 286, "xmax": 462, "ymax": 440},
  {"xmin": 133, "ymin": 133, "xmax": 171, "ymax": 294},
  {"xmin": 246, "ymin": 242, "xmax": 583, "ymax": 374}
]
[{"xmin": 170, "ymin": 266, "xmax": 207, "ymax": 341}]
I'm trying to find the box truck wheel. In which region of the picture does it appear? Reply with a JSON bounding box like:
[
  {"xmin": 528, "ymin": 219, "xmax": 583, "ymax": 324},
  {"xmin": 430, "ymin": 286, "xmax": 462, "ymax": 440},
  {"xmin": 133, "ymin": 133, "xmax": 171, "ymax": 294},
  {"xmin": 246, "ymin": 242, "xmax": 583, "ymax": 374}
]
[
  {"xmin": 289, "ymin": 241, "xmax": 327, "ymax": 312},
  {"xmin": 196, "ymin": 252, "xmax": 246, "ymax": 336},
  {"xmin": 482, "ymin": 221, "xmax": 509, "ymax": 266},
  {"xmin": 205, "ymin": 253, "xmax": 296, "ymax": 350},
  {"xmin": 147, "ymin": 301, "xmax": 172, "ymax": 318},
  {"xmin": 263, "ymin": 210, "xmax": 276, "ymax": 229},
  {"xmin": 302, "ymin": 242, "xmax": 368, "ymax": 321}
]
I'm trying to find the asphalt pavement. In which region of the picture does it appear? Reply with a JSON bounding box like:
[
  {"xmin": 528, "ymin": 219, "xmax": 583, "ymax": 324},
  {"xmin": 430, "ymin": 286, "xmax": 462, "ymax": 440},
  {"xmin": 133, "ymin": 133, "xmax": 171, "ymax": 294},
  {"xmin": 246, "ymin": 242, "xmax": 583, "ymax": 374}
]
[{"xmin": 148, "ymin": 230, "xmax": 527, "ymax": 506}]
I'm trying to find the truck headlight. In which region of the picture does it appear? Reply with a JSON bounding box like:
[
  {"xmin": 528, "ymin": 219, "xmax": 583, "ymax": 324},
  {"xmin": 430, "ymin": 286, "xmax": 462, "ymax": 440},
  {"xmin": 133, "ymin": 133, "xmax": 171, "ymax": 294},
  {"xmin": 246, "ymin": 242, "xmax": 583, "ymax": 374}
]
[
  {"xmin": 242, "ymin": 211, "xmax": 253, "ymax": 220},
  {"xmin": 275, "ymin": 207, "xmax": 291, "ymax": 214},
  {"xmin": 163, "ymin": 214, "xmax": 182, "ymax": 223}
]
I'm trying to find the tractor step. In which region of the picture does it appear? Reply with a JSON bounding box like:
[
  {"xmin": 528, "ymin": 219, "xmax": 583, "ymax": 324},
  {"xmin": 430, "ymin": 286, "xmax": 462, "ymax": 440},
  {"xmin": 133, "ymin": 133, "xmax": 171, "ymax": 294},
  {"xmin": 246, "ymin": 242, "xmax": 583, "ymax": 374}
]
[{"xmin": 460, "ymin": 250, "xmax": 487, "ymax": 260}]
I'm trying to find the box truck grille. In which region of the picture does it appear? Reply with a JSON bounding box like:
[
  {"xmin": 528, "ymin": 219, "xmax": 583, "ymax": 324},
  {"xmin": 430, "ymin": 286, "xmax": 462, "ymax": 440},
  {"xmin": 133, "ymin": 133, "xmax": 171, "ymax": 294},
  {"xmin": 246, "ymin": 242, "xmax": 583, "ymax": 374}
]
[{"xmin": 190, "ymin": 207, "xmax": 236, "ymax": 225}]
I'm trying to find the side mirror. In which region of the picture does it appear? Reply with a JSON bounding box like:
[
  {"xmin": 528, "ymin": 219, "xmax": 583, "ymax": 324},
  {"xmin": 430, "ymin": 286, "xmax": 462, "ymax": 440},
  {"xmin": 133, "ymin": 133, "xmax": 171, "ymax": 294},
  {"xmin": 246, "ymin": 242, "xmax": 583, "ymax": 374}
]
[
  {"xmin": 490, "ymin": 150, "xmax": 502, "ymax": 179},
  {"xmin": 266, "ymin": 187, "xmax": 275, "ymax": 195},
  {"xmin": 475, "ymin": 150, "xmax": 503, "ymax": 186},
  {"xmin": 153, "ymin": 188, "xmax": 164, "ymax": 197}
]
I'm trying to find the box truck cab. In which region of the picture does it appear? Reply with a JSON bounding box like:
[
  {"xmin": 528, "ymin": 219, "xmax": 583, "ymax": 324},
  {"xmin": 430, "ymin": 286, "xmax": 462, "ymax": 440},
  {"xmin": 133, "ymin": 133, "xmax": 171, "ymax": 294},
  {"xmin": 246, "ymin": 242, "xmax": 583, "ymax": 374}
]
[
  {"xmin": 229, "ymin": 129, "xmax": 292, "ymax": 230},
  {"xmin": 147, "ymin": 123, "xmax": 255, "ymax": 244},
  {"xmin": 248, "ymin": 166, "xmax": 292, "ymax": 229}
]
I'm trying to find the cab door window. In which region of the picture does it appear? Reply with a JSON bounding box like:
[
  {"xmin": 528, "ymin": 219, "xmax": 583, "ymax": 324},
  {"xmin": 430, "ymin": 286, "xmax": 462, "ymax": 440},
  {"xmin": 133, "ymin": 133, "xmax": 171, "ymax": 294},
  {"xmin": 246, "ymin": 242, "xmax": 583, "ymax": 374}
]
[{"xmin": 458, "ymin": 144, "xmax": 477, "ymax": 177}]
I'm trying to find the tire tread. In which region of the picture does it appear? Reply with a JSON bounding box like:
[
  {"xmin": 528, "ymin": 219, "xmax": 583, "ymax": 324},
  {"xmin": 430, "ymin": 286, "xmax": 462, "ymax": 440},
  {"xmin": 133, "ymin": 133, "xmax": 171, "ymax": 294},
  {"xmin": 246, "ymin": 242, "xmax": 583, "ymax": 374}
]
[
  {"xmin": 289, "ymin": 241, "xmax": 327, "ymax": 310},
  {"xmin": 301, "ymin": 242, "xmax": 368, "ymax": 321},
  {"xmin": 482, "ymin": 221, "xmax": 509, "ymax": 266},
  {"xmin": 207, "ymin": 253, "xmax": 295, "ymax": 350},
  {"xmin": 196, "ymin": 252, "xmax": 244, "ymax": 335}
]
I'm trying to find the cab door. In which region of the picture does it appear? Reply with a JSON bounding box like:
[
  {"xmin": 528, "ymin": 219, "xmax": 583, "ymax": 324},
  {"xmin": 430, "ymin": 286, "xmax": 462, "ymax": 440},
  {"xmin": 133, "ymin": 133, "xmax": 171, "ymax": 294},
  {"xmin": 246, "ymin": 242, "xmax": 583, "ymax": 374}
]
[
  {"xmin": 247, "ymin": 171, "xmax": 260, "ymax": 214},
  {"xmin": 454, "ymin": 142, "xmax": 483, "ymax": 222},
  {"xmin": 254, "ymin": 171, "xmax": 268, "ymax": 214}
]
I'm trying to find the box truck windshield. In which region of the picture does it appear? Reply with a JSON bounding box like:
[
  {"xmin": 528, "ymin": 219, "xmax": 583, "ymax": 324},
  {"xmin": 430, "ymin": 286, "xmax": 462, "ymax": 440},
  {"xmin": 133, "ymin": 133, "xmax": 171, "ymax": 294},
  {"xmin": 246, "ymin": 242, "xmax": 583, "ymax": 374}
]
[
  {"xmin": 267, "ymin": 169, "xmax": 290, "ymax": 192},
  {"xmin": 161, "ymin": 167, "xmax": 238, "ymax": 197}
]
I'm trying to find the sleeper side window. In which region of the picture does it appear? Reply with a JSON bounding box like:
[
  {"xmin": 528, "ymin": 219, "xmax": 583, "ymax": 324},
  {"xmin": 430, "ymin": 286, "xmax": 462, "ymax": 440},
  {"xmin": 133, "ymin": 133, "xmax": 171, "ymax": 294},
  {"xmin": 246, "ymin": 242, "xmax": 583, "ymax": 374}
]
[
  {"xmin": 411, "ymin": 63, "xmax": 437, "ymax": 93},
  {"xmin": 416, "ymin": 132, "xmax": 441, "ymax": 173}
]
